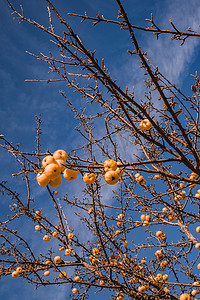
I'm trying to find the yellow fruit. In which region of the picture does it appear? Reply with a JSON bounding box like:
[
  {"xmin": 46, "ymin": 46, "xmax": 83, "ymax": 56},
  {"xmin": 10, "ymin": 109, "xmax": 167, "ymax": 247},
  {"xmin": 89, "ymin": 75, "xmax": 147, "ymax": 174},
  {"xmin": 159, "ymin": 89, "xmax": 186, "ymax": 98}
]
[
  {"xmin": 44, "ymin": 271, "xmax": 50, "ymax": 276},
  {"xmin": 117, "ymin": 292, "xmax": 124, "ymax": 300},
  {"xmin": 179, "ymin": 183, "xmax": 184, "ymax": 189},
  {"xmin": 156, "ymin": 273, "xmax": 163, "ymax": 281},
  {"xmin": 191, "ymin": 289, "xmax": 198, "ymax": 296},
  {"xmin": 117, "ymin": 214, "xmax": 124, "ymax": 221},
  {"xmin": 99, "ymin": 280, "xmax": 106, "ymax": 286},
  {"xmin": 65, "ymin": 249, "xmax": 72, "ymax": 256},
  {"xmin": 52, "ymin": 232, "xmax": 58, "ymax": 238},
  {"xmin": 16, "ymin": 267, "xmax": 22, "ymax": 273},
  {"xmin": 155, "ymin": 250, "xmax": 163, "ymax": 259},
  {"xmin": 72, "ymin": 288, "xmax": 78, "ymax": 294},
  {"xmin": 42, "ymin": 155, "xmax": 57, "ymax": 168},
  {"xmin": 92, "ymin": 248, "xmax": 99, "ymax": 257},
  {"xmin": 59, "ymin": 246, "xmax": 64, "ymax": 251},
  {"xmin": 44, "ymin": 163, "xmax": 61, "ymax": 180},
  {"xmin": 35, "ymin": 210, "xmax": 42, "ymax": 219},
  {"xmin": 73, "ymin": 276, "xmax": 81, "ymax": 282},
  {"xmin": 45, "ymin": 260, "xmax": 51, "ymax": 265},
  {"xmin": 145, "ymin": 215, "xmax": 150, "ymax": 221},
  {"xmin": 36, "ymin": 172, "xmax": 50, "ymax": 187},
  {"xmin": 115, "ymin": 230, "xmax": 121, "ymax": 236},
  {"xmin": 193, "ymin": 281, "xmax": 200, "ymax": 286},
  {"xmin": 83, "ymin": 173, "xmax": 96, "ymax": 184},
  {"xmin": 163, "ymin": 274, "xmax": 169, "ymax": 281},
  {"xmin": 190, "ymin": 183, "xmax": 196, "ymax": 188},
  {"xmin": 54, "ymin": 256, "xmax": 62, "ymax": 264},
  {"xmin": 160, "ymin": 234, "xmax": 166, "ymax": 241},
  {"xmin": 12, "ymin": 271, "xmax": 19, "ymax": 278},
  {"xmin": 160, "ymin": 260, "xmax": 168, "ymax": 268},
  {"xmin": 68, "ymin": 233, "xmax": 74, "ymax": 240},
  {"xmin": 168, "ymin": 215, "xmax": 175, "ymax": 221},
  {"xmin": 156, "ymin": 231, "xmax": 163, "ymax": 237},
  {"xmin": 53, "ymin": 149, "xmax": 68, "ymax": 161},
  {"xmin": 54, "ymin": 191, "xmax": 59, "ymax": 196},
  {"xmin": 59, "ymin": 271, "xmax": 67, "ymax": 279},
  {"xmin": 43, "ymin": 235, "xmax": 51, "ymax": 241},
  {"xmin": 143, "ymin": 220, "xmax": 149, "ymax": 227},
  {"xmin": 35, "ymin": 225, "xmax": 41, "ymax": 231},
  {"xmin": 104, "ymin": 170, "xmax": 119, "ymax": 185},
  {"xmin": 179, "ymin": 293, "xmax": 191, "ymax": 300},
  {"xmin": 55, "ymin": 159, "xmax": 66, "ymax": 172},
  {"xmin": 154, "ymin": 174, "xmax": 160, "ymax": 180},
  {"xmin": 195, "ymin": 243, "xmax": 200, "ymax": 250},
  {"xmin": 138, "ymin": 285, "xmax": 147, "ymax": 293},
  {"xmin": 63, "ymin": 168, "xmax": 78, "ymax": 181},
  {"xmin": 49, "ymin": 175, "xmax": 62, "ymax": 188},
  {"xmin": 103, "ymin": 159, "xmax": 117, "ymax": 172},
  {"xmin": 195, "ymin": 193, "xmax": 200, "ymax": 199},
  {"xmin": 162, "ymin": 207, "xmax": 168, "ymax": 213},
  {"xmin": 197, "ymin": 263, "xmax": 200, "ymax": 270},
  {"xmin": 139, "ymin": 119, "xmax": 152, "ymax": 131},
  {"xmin": 123, "ymin": 240, "xmax": 128, "ymax": 248},
  {"xmin": 140, "ymin": 214, "xmax": 146, "ymax": 221}
]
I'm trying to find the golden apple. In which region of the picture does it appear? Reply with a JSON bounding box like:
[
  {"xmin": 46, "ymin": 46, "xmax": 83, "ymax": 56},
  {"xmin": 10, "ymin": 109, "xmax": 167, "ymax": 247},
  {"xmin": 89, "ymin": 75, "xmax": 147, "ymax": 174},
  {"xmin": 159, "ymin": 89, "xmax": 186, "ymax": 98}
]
[
  {"xmin": 104, "ymin": 170, "xmax": 119, "ymax": 185},
  {"xmin": 63, "ymin": 168, "xmax": 78, "ymax": 181},
  {"xmin": 103, "ymin": 159, "xmax": 117, "ymax": 172},
  {"xmin": 36, "ymin": 172, "xmax": 50, "ymax": 187},
  {"xmin": 83, "ymin": 172, "xmax": 96, "ymax": 184},
  {"xmin": 44, "ymin": 163, "xmax": 61, "ymax": 180},
  {"xmin": 53, "ymin": 149, "xmax": 68, "ymax": 161}
]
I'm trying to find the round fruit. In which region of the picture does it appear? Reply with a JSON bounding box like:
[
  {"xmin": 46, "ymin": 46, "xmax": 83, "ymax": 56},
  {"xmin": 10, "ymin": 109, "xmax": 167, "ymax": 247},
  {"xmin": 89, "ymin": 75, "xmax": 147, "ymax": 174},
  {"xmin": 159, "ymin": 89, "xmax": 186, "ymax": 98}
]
[
  {"xmin": 156, "ymin": 231, "xmax": 163, "ymax": 237},
  {"xmin": 154, "ymin": 175, "xmax": 160, "ymax": 180},
  {"xmin": 191, "ymin": 289, "xmax": 198, "ymax": 296},
  {"xmin": 196, "ymin": 227, "xmax": 200, "ymax": 233},
  {"xmin": 92, "ymin": 247, "xmax": 99, "ymax": 257},
  {"xmin": 42, "ymin": 155, "xmax": 57, "ymax": 168},
  {"xmin": 179, "ymin": 293, "xmax": 191, "ymax": 300},
  {"xmin": 163, "ymin": 274, "xmax": 169, "ymax": 281},
  {"xmin": 63, "ymin": 168, "xmax": 78, "ymax": 181},
  {"xmin": 49, "ymin": 175, "xmax": 62, "ymax": 188},
  {"xmin": 53, "ymin": 149, "xmax": 68, "ymax": 161},
  {"xmin": 59, "ymin": 246, "xmax": 64, "ymax": 251},
  {"xmin": 68, "ymin": 233, "xmax": 74, "ymax": 240},
  {"xmin": 55, "ymin": 159, "xmax": 66, "ymax": 172},
  {"xmin": 16, "ymin": 267, "xmax": 23, "ymax": 273},
  {"xmin": 195, "ymin": 243, "xmax": 200, "ymax": 250},
  {"xmin": 83, "ymin": 173, "xmax": 96, "ymax": 184},
  {"xmin": 35, "ymin": 210, "xmax": 42, "ymax": 219},
  {"xmin": 43, "ymin": 235, "xmax": 51, "ymax": 241},
  {"xmin": 103, "ymin": 159, "xmax": 117, "ymax": 172},
  {"xmin": 44, "ymin": 271, "xmax": 50, "ymax": 276},
  {"xmin": 52, "ymin": 232, "xmax": 58, "ymax": 238},
  {"xmin": 59, "ymin": 271, "xmax": 67, "ymax": 279},
  {"xmin": 65, "ymin": 249, "xmax": 72, "ymax": 256},
  {"xmin": 138, "ymin": 285, "xmax": 147, "ymax": 293},
  {"xmin": 104, "ymin": 170, "xmax": 119, "ymax": 185},
  {"xmin": 99, "ymin": 280, "xmax": 106, "ymax": 286},
  {"xmin": 118, "ymin": 214, "xmax": 124, "ymax": 221},
  {"xmin": 44, "ymin": 163, "xmax": 61, "ymax": 180},
  {"xmin": 123, "ymin": 240, "xmax": 128, "ymax": 248},
  {"xmin": 160, "ymin": 260, "xmax": 168, "ymax": 268},
  {"xmin": 72, "ymin": 288, "xmax": 78, "ymax": 294},
  {"xmin": 36, "ymin": 172, "xmax": 50, "ymax": 187},
  {"xmin": 73, "ymin": 276, "xmax": 81, "ymax": 282},
  {"xmin": 35, "ymin": 225, "xmax": 41, "ymax": 231},
  {"xmin": 139, "ymin": 119, "xmax": 152, "ymax": 131},
  {"xmin": 54, "ymin": 256, "xmax": 62, "ymax": 264},
  {"xmin": 12, "ymin": 271, "xmax": 19, "ymax": 278}
]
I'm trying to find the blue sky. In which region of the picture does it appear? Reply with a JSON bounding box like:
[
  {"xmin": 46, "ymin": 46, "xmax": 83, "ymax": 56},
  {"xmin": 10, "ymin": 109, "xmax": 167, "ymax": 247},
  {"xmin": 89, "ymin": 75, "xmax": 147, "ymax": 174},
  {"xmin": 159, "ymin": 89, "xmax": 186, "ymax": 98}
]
[{"xmin": 1, "ymin": 0, "xmax": 200, "ymax": 299}]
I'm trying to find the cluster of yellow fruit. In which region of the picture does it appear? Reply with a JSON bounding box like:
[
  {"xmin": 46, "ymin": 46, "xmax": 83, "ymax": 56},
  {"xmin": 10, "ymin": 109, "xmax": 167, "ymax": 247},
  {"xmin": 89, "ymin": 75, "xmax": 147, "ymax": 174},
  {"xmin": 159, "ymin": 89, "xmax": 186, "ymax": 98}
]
[
  {"xmin": 82, "ymin": 159, "xmax": 123, "ymax": 185},
  {"xmin": 12, "ymin": 266, "xmax": 23, "ymax": 278},
  {"xmin": 135, "ymin": 173, "xmax": 146, "ymax": 185},
  {"xmin": 36, "ymin": 151, "xmax": 124, "ymax": 187},
  {"xmin": 36, "ymin": 149, "xmax": 78, "ymax": 188}
]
